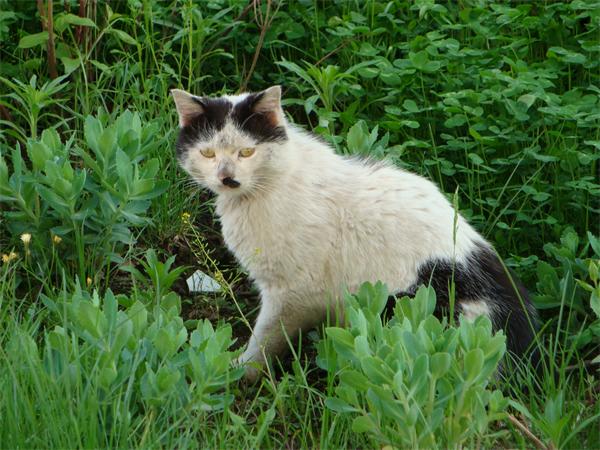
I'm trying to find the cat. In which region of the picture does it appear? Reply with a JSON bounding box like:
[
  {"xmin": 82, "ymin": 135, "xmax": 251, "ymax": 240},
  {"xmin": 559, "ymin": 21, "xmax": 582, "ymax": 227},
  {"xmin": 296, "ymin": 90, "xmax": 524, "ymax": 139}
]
[{"xmin": 172, "ymin": 85, "xmax": 538, "ymax": 381}]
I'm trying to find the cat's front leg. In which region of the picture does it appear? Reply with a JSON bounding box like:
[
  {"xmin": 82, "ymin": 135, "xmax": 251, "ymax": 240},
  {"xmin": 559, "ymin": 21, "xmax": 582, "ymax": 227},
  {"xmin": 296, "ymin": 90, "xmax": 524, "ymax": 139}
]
[
  {"xmin": 238, "ymin": 289, "xmax": 322, "ymax": 382},
  {"xmin": 237, "ymin": 296, "xmax": 288, "ymax": 382}
]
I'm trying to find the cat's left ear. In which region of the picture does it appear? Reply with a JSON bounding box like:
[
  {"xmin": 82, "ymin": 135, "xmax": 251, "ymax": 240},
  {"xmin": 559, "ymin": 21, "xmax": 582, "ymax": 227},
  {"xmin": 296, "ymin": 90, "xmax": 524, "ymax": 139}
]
[
  {"xmin": 253, "ymin": 85, "xmax": 284, "ymax": 125},
  {"xmin": 171, "ymin": 89, "xmax": 204, "ymax": 128}
]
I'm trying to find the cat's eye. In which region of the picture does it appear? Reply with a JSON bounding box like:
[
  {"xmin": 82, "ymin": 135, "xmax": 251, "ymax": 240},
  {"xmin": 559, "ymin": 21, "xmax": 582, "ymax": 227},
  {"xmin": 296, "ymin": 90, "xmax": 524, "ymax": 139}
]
[
  {"xmin": 200, "ymin": 148, "xmax": 215, "ymax": 158},
  {"xmin": 239, "ymin": 147, "xmax": 255, "ymax": 158}
]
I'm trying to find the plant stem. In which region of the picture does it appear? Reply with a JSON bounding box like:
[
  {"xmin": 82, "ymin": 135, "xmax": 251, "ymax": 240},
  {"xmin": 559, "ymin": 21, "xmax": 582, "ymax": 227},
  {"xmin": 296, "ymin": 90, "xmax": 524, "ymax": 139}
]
[
  {"xmin": 46, "ymin": 0, "xmax": 58, "ymax": 79},
  {"xmin": 507, "ymin": 414, "xmax": 551, "ymax": 450}
]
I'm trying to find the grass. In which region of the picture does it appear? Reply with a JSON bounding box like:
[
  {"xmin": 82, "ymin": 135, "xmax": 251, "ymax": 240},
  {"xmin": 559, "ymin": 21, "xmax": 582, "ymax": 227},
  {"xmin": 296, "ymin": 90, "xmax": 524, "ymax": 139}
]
[{"xmin": 0, "ymin": 0, "xmax": 599, "ymax": 448}]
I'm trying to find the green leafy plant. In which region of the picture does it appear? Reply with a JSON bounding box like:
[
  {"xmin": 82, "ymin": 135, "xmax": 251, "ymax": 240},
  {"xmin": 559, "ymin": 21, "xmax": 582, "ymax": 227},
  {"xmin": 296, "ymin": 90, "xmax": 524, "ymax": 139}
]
[
  {"xmin": 120, "ymin": 248, "xmax": 188, "ymax": 304},
  {"xmin": 319, "ymin": 282, "xmax": 508, "ymax": 448},
  {"xmin": 0, "ymin": 110, "xmax": 168, "ymax": 283},
  {"xmin": 0, "ymin": 74, "xmax": 69, "ymax": 142},
  {"xmin": 535, "ymin": 229, "xmax": 600, "ymax": 360},
  {"xmin": 0, "ymin": 284, "xmax": 243, "ymax": 447}
]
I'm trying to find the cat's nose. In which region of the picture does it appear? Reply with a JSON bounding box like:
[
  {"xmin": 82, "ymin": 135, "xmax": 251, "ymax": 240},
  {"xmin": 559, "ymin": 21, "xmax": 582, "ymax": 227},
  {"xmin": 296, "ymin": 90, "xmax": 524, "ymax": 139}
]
[
  {"xmin": 217, "ymin": 162, "xmax": 239, "ymax": 187},
  {"xmin": 221, "ymin": 176, "xmax": 240, "ymax": 188}
]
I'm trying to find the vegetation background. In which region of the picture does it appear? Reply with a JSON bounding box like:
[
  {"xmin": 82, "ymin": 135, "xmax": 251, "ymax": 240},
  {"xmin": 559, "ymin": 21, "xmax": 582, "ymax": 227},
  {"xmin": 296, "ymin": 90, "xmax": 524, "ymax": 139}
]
[{"xmin": 0, "ymin": 0, "xmax": 599, "ymax": 448}]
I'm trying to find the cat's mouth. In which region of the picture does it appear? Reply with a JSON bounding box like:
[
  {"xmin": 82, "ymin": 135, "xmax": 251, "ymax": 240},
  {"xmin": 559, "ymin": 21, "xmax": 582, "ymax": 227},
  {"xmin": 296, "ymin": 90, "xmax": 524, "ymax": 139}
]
[{"xmin": 222, "ymin": 177, "xmax": 241, "ymax": 188}]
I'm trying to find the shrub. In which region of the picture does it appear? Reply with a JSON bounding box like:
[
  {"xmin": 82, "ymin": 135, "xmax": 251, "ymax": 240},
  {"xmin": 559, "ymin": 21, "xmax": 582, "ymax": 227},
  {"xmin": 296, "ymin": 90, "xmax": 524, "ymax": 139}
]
[
  {"xmin": 0, "ymin": 110, "xmax": 168, "ymax": 282},
  {"xmin": 535, "ymin": 229, "xmax": 600, "ymax": 363},
  {"xmin": 0, "ymin": 283, "xmax": 242, "ymax": 448},
  {"xmin": 319, "ymin": 282, "xmax": 508, "ymax": 448}
]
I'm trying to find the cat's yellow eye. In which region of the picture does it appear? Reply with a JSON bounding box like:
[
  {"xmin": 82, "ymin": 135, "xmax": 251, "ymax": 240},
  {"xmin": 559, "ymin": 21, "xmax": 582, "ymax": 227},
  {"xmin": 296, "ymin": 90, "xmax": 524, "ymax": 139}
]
[
  {"xmin": 239, "ymin": 147, "xmax": 255, "ymax": 158},
  {"xmin": 200, "ymin": 148, "xmax": 215, "ymax": 158}
]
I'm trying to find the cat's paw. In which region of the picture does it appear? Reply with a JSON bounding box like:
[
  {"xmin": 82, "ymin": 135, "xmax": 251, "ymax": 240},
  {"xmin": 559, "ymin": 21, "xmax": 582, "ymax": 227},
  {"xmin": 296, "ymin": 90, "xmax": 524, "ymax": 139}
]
[
  {"xmin": 243, "ymin": 364, "xmax": 261, "ymax": 383},
  {"xmin": 233, "ymin": 354, "xmax": 263, "ymax": 383}
]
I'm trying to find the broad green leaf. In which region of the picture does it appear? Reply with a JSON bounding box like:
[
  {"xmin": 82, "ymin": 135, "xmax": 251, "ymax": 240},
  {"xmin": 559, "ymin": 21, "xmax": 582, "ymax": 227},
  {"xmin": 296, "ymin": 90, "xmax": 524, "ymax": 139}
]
[
  {"xmin": 518, "ymin": 94, "xmax": 536, "ymax": 109},
  {"xmin": 127, "ymin": 301, "xmax": 148, "ymax": 337},
  {"xmin": 18, "ymin": 32, "xmax": 49, "ymax": 49},
  {"xmin": 104, "ymin": 290, "xmax": 118, "ymax": 328},
  {"xmin": 346, "ymin": 121, "xmax": 370, "ymax": 154},
  {"xmin": 115, "ymin": 149, "xmax": 132, "ymax": 191},
  {"xmin": 587, "ymin": 232, "xmax": 600, "ymax": 258},
  {"xmin": 340, "ymin": 369, "xmax": 370, "ymax": 390},
  {"xmin": 156, "ymin": 366, "xmax": 181, "ymax": 392},
  {"xmin": 54, "ymin": 13, "xmax": 96, "ymax": 33},
  {"xmin": 60, "ymin": 56, "xmax": 80, "ymax": 75},
  {"xmin": 90, "ymin": 59, "xmax": 111, "ymax": 73},
  {"xmin": 99, "ymin": 365, "xmax": 118, "ymax": 388},
  {"xmin": 36, "ymin": 185, "xmax": 70, "ymax": 212},
  {"xmin": 98, "ymin": 128, "xmax": 117, "ymax": 161},
  {"xmin": 77, "ymin": 302, "xmax": 107, "ymax": 339},
  {"xmin": 464, "ymin": 348, "xmax": 484, "ymax": 382},
  {"xmin": 591, "ymin": 291, "xmax": 600, "ymax": 319},
  {"xmin": 351, "ymin": 415, "xmax": 374, "ymax": 433},
  {"xmin": 325, "ymin": 327, "xmax": 354, "ymax": 348},
  {"xmin": 0, "ymin": 157, "xmax": 8, "ymax": 189},
  {"xmin": 548, "ymin": 46, "xmax": 586, "ymax": 64},
  {"xmin": 430, "ymin": 352, "xmax": 452, "ymax": 379},
  {"xmin": 84, "ymin": 116, "xmax": 103, "ymax": 157},
  {"xmin": 403, "ymin": 99, "xmax": 419, "ymax": 112},
  {"xmin": 27, "ymin": 141, "xmax": 52, "ymax": 171},
  {"xmin": 325, "ymin": 397, "xmax": 359, "ymax": 413},
  {"xmin": 110, "ymin": 28, "xmax": 138, "ymax": 46},
  {"xmin": 409, "ymin": 50, "xmax": 429, "ymax": 70}
]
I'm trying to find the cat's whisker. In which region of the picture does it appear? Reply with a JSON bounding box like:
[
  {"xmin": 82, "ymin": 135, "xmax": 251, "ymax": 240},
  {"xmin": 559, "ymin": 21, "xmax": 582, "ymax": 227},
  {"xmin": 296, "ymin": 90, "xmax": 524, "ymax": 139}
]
[{"xmin": 176, "ymin": 179, "xmax": 201, "ymax": 189}]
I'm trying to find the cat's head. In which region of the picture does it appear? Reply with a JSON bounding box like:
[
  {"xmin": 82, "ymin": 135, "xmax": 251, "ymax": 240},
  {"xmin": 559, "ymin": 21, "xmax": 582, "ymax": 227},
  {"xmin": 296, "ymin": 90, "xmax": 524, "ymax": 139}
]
[{"xmin": 171, "ymin": 86, "xmax": 288, "ymax": 197}]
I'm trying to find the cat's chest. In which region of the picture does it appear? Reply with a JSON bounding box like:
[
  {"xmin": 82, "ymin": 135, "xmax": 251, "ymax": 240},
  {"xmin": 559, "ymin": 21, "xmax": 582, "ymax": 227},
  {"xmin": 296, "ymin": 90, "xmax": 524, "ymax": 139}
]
[{"xmin": 216, "ymin": 197, "xmax": 306, "ymax": 285}]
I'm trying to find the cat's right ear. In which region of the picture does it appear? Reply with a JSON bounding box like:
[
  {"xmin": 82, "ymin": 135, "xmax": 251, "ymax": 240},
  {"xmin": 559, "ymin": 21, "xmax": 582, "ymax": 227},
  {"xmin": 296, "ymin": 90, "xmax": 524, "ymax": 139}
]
[
  {"xmin": 171, "ymin": 89, "xmax": 204, "ymax": 127},
  {"xmin": 253, "ymin": 85, "xmax": 284, "ymax": 125}
]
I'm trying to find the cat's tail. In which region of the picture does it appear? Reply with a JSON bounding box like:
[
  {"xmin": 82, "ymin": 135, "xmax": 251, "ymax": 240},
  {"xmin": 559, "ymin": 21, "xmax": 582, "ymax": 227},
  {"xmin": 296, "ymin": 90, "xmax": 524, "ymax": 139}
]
[{"xmin": 475, "ymin": 246, "xmax": 541, "ymax": 371}]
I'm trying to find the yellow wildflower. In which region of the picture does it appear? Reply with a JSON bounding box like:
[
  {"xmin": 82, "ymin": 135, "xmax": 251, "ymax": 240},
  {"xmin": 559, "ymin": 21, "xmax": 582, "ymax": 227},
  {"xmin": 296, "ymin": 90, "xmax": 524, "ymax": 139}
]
[
  {"xmin": 181, "ymin": 212, "xmax": 191, "ymax": 223},
  {"xmin": 2, "ymin": 252, "xmax": 18, "ymax": 264},
  {"xmin": 52, "ymin": 235, "xmax": 62, "ymax": 245},
  {"xmin": 86, "ymin": 277, "xmax": 92, "ymax": 287}
]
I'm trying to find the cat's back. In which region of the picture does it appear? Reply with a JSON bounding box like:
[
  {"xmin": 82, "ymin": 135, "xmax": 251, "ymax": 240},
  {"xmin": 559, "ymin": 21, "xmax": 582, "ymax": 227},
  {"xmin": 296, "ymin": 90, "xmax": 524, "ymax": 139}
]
[{"xmin": 307, "ymin": 151, "xmax": 483, "ymax": 258}]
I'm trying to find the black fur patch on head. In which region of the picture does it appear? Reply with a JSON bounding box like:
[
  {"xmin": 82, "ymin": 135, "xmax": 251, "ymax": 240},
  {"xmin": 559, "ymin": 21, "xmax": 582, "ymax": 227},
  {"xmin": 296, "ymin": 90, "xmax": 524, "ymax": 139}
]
[
  {"xmin": 175, "ymin": 92, "xmax": 287, "ymax": 158},
  {"xmin": 231, "ymin": 93, "xmax": 288, "ymax": 144},
  {"xmin": 176, "ymin": 97, "xmax": 232, "ymax": 157},
  {"xmin": 388, "ymin": 244, "xmax": 537, "ymax": 360}
]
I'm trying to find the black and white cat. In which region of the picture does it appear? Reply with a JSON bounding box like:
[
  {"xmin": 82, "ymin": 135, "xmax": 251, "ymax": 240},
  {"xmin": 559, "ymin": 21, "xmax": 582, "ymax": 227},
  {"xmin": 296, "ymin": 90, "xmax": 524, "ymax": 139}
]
[{"xmin": 172, "ymin": 85, "xmax": 537, "ymax": 380}]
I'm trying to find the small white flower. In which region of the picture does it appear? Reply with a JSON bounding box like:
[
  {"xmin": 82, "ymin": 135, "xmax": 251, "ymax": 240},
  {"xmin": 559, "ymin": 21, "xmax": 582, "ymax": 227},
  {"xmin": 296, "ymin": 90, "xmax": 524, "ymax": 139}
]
[{"xmin": 20, "ymin": 233, "xmax": 32, "ymax": 245}]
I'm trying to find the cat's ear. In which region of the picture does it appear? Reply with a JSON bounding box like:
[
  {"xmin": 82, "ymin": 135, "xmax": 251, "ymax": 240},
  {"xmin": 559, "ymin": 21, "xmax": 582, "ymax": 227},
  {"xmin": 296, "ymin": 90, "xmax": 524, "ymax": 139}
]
[
  {"xmin": 171, "ymin": 89, "xmax": 204, "ymax": 127},
  {"xmin": 253, "ymin": 85, "xmax": 284, "ymax": 124}
]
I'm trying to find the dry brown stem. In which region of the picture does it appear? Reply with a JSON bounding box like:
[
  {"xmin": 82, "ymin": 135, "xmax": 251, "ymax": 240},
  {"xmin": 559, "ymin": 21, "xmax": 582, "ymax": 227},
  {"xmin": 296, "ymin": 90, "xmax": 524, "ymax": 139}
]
[{"xmin": 507, "ymin": 413, "xmax": 553, "ymax": 450}]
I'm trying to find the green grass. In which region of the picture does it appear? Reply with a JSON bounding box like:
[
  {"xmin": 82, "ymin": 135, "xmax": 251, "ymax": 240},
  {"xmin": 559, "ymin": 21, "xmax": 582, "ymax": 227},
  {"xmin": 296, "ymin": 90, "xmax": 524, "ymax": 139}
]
[{"xmin": 1, "ymin": 0, "xmax": 599, "ymax": 448}]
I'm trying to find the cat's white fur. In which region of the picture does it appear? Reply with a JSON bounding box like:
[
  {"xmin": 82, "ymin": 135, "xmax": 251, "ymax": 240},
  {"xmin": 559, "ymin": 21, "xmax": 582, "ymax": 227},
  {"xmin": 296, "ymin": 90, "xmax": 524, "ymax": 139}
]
[{"xmin": 175, "ymin": 87, "xmax": 491, "ymax": 380}]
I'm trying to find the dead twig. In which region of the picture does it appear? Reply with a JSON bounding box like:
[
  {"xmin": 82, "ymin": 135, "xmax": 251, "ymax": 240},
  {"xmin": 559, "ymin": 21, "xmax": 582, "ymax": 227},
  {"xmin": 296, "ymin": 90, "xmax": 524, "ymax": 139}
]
[
  {"xmin": 240, "ymin": 0, "xmax": 280, "ymax": 92},
  {"xmin": 36, "ymin": 0, "xmax": 58, "ymax": 79},
  {"xmin": 46, "ymin": 0, "xmax": 58, "ymax": 79},
  {"xmin": 205, "ymin": 0, "xmax": 255, "ymax": 55},
  {"xmin": 0, "ymin": 104, "xmax": 12, "ymax": 122},
  {"xmin": 507, "ymin": 413, "xmax": 552, "ymax": 450},
  {"xmin": 76, "ymin": 0, "xmax": 87, "ymax": 45},
  {"xmin": 565, "ymin": 359, "xmax": 600, "ymax": 372},
  {"xmin": 314, "ymin": 38, "xmax": 355, "ymax": 67},
  {"xmin": 35, "ymin": 0, "xmax": 45, "ymax": 28}
]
